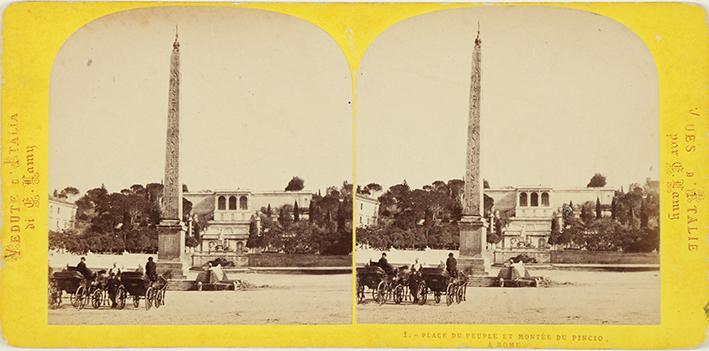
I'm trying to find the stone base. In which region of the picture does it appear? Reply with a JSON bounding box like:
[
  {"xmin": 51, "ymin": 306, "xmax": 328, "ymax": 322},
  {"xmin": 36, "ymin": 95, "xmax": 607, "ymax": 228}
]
[
  {"xmin": 458, "ymin": 256, "xmax": 488, "ymax": 276},
  {"xmin": 157, "ymin": 260, "xmax": 186, "ymax": 279}
]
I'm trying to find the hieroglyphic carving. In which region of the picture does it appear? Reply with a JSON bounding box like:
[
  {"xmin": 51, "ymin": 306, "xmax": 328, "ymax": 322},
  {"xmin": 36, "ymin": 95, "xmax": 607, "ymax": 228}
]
[
  {"xmin": 161, "ymin": 36, "xmax": 181, "ymax": 220},
  {"xmin": 463, "ymin": 30, "xmax": 483, "ymax": 218}
]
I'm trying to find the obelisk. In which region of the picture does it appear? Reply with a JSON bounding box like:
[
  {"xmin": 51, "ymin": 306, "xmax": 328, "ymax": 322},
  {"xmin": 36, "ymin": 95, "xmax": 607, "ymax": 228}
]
[
  {"xmin": 157, "ymin": 30, "xmax": 186, "ymax": 278},
  {"xmin": 458, "ymin": 25, "xmax": 488, "ymax": 276}
]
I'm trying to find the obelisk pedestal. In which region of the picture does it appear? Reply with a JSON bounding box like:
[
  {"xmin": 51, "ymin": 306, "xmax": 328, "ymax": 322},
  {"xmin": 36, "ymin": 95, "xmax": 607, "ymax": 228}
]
[
  {"xmin": 157, "ymin": 220, "xmax": 186, "ymax": 278},
  {"xmin": 458, "ymin": 26, "xmax": 489, "ymax": 276},
  {"xmin": 156, "ymin": 31, "xmax": 186, "ymax": 279},
  {"xmin": 459, "ymin": 216, "xmax": 487, "ymax": 276}
]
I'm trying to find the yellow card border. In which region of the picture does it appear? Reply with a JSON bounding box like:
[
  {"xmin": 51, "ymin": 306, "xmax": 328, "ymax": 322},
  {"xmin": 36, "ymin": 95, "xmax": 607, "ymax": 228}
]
[{"xmin": 2, "ymin": 2, "xmax": 708, "ymax": 348}]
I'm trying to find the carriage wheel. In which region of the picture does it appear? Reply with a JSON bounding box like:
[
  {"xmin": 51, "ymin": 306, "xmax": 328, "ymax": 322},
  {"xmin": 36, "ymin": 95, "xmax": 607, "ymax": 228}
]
[
  {"xmin": 434, "ymin": 292, "xmax": 441, "ymax": 304},
  {"xmin": 145, "ymin": 287, "xmax": 154, "ymax": 310},
  {"xmin": 456, "ymin": 284, "xmax": 464, "ymax": 304},
  {"xmin": 155, "ymin": 289, "xmax": 163, "ymax": 309},
  {"xmin": 74, "ymin": 286, "xmax": 85, "ymax": 310},
  {"xmin": 160, "ymin": 289, "xmax": 166, "ymax": 306},
  {"xmin": 446, "ymin": 283, "xmax": 456, "ymax": 306},
  {"xmin": 116, "ymin": 287, "xmax": 126, "ymax": 310},
  {"xmin": 393, "ymin": 285, "xmax": 404, "ymax": 304},
  {"xmin": 376, "ymin": 281, "xmax": 388, "ymax": 305},
  {"xmin": 54, "ymin": 290, "xmax": 63, "ymax": 308},
  {"xmin": 417, "ymin": 282, "xmax": 427, "ymax": 305},
  {"xmin": 133, "ymin": 295, "xmax": 140, "ymax": 308},
  {"xmin": 91, "ymin": 289, "xmax": 102, "ymax": 309}
]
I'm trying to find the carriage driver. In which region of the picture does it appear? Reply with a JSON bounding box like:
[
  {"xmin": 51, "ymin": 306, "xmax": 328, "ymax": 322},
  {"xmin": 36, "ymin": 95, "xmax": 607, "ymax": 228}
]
[
  {"xmin": 76, "ymin": 257, "xmax": 93, "ymax": 279},
  {"xmin": 377, "ymin": 253, "xmax": 393, "ymax": 275},
  {"xmin": 145, "ymin": 257, "xmax": 157, "ymax": 282},
  {"xmin": 446, "ymin": 252, "xmax": 458, "ymax": 277}
]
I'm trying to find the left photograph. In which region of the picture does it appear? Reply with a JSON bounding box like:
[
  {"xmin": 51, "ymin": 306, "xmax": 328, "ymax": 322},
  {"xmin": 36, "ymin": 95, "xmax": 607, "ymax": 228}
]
[{"xmin": 47, "ymin": 7, "xmax": 353, "ymax": 325}]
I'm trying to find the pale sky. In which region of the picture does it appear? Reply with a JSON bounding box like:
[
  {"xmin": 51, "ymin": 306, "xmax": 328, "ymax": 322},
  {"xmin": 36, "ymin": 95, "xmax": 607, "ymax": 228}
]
[
  {"xmin": 50, "ymin": 7, "xmax": 352, "ymax": 195},
  {"xmin": 357, "ymin": 7, "xmax": 659, "ymax": 191}
]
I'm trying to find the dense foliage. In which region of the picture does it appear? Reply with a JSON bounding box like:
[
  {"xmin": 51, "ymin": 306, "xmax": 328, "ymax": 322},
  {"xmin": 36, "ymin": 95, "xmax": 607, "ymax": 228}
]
[
  {"xmin": 49, "ymin": 183, "xmax": 162, "ymax": 254},
  {"xmin": 548, "ymin": 182, "xmax": 660, "ymax": 252},
  {"xmin": 356, "ymin": 179, "xmax": 495, "ymax": 250},
  {"xmin": 50, "ymin": 180, "xmax": 353, "ymax": 256},
  {"xmin": 250, "ymin": 182, "xmax": 353, "ymax": 255}
]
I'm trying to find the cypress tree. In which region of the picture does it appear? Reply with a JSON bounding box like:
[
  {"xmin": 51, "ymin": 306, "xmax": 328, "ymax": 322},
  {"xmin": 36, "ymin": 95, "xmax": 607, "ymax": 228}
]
[
  {"xmin": 596, "ymin": 197, "xmax": 602, "ymax": 219},
  {"xmin": 308, "ymin": 200, "xmax": 315, "ymax": 223},
  {"xmin": 611, "ymin": 197, "xmax": 617, "ymax": 220},
  {"xmin": 266, "ymin": 204, "xmax": 272, "ymax": 217},
  {"xmin": 294, "ymin": 201, "xmax": 300, "ymax": 222}
]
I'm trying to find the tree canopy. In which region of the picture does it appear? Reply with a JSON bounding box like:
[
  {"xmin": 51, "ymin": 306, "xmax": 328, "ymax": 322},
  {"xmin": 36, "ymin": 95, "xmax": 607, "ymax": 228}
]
[
  {"xmin": 587, "ymin": 173, "xmax": 607, "ymax": 187},
  {"xmin": 285, "ymin": 176, "xmax": 305, "ymax": 191}
]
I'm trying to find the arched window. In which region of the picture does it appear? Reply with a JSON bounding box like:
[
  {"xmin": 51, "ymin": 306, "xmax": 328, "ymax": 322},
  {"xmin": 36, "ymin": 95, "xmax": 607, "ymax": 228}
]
[
  {"xmin": 541, "ymin": 192, "xmax": 550, "ymax": 206},
  {"xmin": 217, "ymin": 196, "xmax": 226, "ymax": 210},
  {"xmin": 239, "ymin": 196, "xmax": 248, "ymax": 210},
  {"xmin": 228, "ymin": 196, "xmax": 237, "ymax": 210},
  {"xmin": 519, "ymin": 192, "xmax": 528, "ymax": 207},
  {"xmin": 531, "ymin": 193, "xmax": 539, "ymax": 207}
]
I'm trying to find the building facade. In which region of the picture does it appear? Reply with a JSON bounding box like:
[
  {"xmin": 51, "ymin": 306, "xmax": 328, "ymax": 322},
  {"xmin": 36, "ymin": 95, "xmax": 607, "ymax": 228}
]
[
  {"xmin": 486, "ymin": 187, "xmax": 616, "ymax": 250},
  {"xmin": 48, "ymin": 196, "xmax": 77, "ymax": 232},
  {"xmin": 355, "ymin": 193, "xmax": 380, "ymax": 228},
  {"xmin": 183, "ymin": 190, "xmax": 313, "ymax": 252}
]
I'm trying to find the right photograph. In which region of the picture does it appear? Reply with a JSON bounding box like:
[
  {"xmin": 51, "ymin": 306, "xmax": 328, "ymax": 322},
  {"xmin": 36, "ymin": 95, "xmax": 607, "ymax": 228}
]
[{"xmin": 355, "ymin": 7, "xmax": 660, "ymax": 324}]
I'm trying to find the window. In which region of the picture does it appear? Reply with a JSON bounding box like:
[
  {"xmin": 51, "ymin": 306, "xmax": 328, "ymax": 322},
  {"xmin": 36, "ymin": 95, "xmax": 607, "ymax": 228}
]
[
  {"xmin": 541, "ymin": 192, "xmax": 550, "ymax": 206},
  {"xmin": 519, "ymin": 192, "xmax": 528, "ymax": 207},
  {"xmin": 530, "ymin": 193, "xmax": 539, "ymax": 207},
  {"xmin": 239, "ymin": 196, "xmax": 248, "ymax": 210},
  {"xmin": 217, "ymin": 196, "xmax": 226, "ymax": 210},
  {"xmin": 228, "ymin": 196, "xmax": 237, "ymax": 210}
]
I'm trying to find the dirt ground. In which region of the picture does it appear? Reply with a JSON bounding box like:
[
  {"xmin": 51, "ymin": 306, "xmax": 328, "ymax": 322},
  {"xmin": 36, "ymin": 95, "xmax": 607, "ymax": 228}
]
[
  {"xmin": 357, "ymin": 269, "xmax": 660, "ymax": 325},
  {"xmin": 48, "ymin": 273, "xmax": 352, "ymax": 325}
]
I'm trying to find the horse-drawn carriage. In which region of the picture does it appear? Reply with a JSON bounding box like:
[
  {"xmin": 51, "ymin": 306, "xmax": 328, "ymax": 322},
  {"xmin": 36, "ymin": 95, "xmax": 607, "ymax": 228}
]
[
  {"xmin": 49, "ymin": 270, "xmax": 89, "ymax": 309},
  {"xmin": 357, "ymin": 264, "xmax": 460, "ymax": 306},
  {"xmin": 356, "ymin": 265, "xmax": 398, "ymax": 304},
  {"xmin": 49, "ymin": 266, "xmax": 167, "ymax": 310},
  {"xmin": 418, "ymin": 267, "xmax": 468, "ymax": 306},
  {"xmin": 118, "ymin": 271, "xmax": 167, "ymax": 310}
]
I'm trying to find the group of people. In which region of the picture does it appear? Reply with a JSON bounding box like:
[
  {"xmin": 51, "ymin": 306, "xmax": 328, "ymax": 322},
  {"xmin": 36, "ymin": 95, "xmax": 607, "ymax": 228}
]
[{"xmin": 74, "ymin": 256, "xmax": 158, "ymax": 308}]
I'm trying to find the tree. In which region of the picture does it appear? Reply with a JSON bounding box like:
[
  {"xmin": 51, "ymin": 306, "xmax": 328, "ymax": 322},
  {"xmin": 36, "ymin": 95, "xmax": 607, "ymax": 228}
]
[
  {"xmin": 611, "ymin": 197, "xmax": 617, "ymax": 220},
  {"xmin": 285, "ymin": 176, "xmax": 305, "ymax": 191},
  {"xmin": 308, "ymin": 200, "xmax": 315, "ymax": 223},
  {"xmin": 580, "ymin": 201, "xmax": 595, "ymax": 224},
  {"xmin": 278, "ymin": 205, "xmax": 293, "ymax": 228},
  {"xmin": 587, "ymin": 173, "xmax": 607, "ymax": 187},
  {"xmin": 365, "ymin": 183, "xmax": 383, "ymax": 193},
  {"xmin": 246, "ymin": 218, "xmax": 261, "ymax": 249},
  {"xmin": 596, "ymin": 197, "xmax": 602, "ymax": 219},
  {"xmin": 640, "ymin": 199, "xmax": 648, "ymax": 228},
  {"xmin": 293, "ymin": 201, "xmax": 300, "ymax": 222},
  {"xmin": 60, "ymin": 186, "xmax": 80, "ymax": 199}
]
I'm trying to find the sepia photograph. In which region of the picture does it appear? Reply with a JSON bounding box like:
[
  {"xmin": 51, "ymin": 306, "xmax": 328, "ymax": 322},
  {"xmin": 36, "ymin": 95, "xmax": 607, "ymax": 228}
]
[
  {"xmin": 47, "ymin": 7, "xmax": 353, "ymax": 325},
  {"xmin": 355, "ymin": 7, "xmax": 660, "ymax": 325}
]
